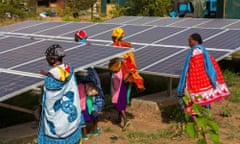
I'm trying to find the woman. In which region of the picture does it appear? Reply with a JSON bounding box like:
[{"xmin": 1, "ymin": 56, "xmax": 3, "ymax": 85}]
[
  {"xmin": 75, "ymin": 30, "xmax": 104, "ymax": 140},
  {"xmin": 177, "ymin": 33, "xmax": 230, "ymax": 115},
  {"xmin": 38, "ymin": 44, "xmax": 82, "ymax": 144},
  {"xmin": 110, "ymin": 27, "xmax": 145, "ymax": 131}
]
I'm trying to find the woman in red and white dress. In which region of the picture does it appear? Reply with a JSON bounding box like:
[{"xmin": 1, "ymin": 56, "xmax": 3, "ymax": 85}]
[{"xmin": 177, "ymin": 33, "xmax": 230, "ymax": 115}]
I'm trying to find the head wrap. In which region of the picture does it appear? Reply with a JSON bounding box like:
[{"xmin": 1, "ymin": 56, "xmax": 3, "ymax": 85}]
[
  {"xmin": 75, "ymin": 30, "xmax": 88, "ymax": 39},
  {"xmin": 112, "ymin": 27, "xmax": 124, "ymax": 40},
  {"xmin": 45, "ymin": 44, "xmax": 65, "ymax": 59}
]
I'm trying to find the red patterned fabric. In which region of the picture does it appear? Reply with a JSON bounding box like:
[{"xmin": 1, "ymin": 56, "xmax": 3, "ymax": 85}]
[
  {"xmin": 186, "ymin": 51, "xmax": 230, "ymax": 106},
  {"xmin": 187, "ymin": 54, "xmax": 212, "ymax": 93}
]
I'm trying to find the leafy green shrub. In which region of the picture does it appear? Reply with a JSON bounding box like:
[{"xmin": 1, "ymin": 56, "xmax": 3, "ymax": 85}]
[
  {"xmin": 0, "ymin": 0, "xmax": 38, "ymax": 22},
  {"xmin": 183, "ymin": 91, "xmax": 220, "ymax": 144},
  {"xmin": 110, "ymin": 0, "xmax": 173, "ymax": 17}
]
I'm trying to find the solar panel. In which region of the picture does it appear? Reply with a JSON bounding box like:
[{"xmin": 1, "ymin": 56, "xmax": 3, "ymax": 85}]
[
  {"xmin": 0, "ymin": 37, "xmax": 41, "ymax": 53},
  {"xmin": 14, "ymin": 21, "xmax": 66, "ymax": 34},
  {"xmin": 37, "ymin": 22, "xmax": 94, "ymax": 36},
  {"xmin": 135, "ymin": 46, "xmax": 185, "ymax": 69},
  {"xmin": 63, "ymin": 23, "xmax": 120, "ymax": 38},
  {"xmin": 204, "ymin": 30, "xmax": 240, "ymax": 50},
  {"xmin": 1, "ymin": 16, "xmax": 240, "ymax": 102},
  {"xmin": 224, "ymin": 20, "xmax": 240, "ymax": 29},
  {"xmin": 12, "ymin": 44, "xmax": 133, "ymax": 73},
  {"xmin": 0, "ymin": 20, "xmax": 44, "ymax": 32},
  {"xmin": 104, "ymin": 16, "xmax": 138, "ymax": 24},
  {"xmin": 197, "ymin": 19, "xmax": 237, "ymax": 28},
  {"xmin": 0, "ymin": 72, "xmax": 42, "ymax": 102},
  {"xmin": 121, "ymin": 16, "xmax": 161, "ymax": 25},
  {"xmin": 126, "ymin": 26, "xmax": 185, "ymax": 43},
  {"xmin": 91, "ymin": 25, "xmax": 152, "ymax": 41},
  {"xmin": 144, "ymin": 18, "xmax": 185, "ymax": 26},
  {"xmin": 168, "ymin": 18, "xmax": 209, "ymax": 27},
  {"xmin": 143, "ymin": 50, "xmax": 229, "ymax": 77},
  {"xmin": 0, "ymin": 17, "xmax": 239, "ymax": 79},
  {"xmin": 157, "ymin": 28, "xmax": 224, "ymax": 46},
  {"xmin": 0, "ymin": 38, "xmax": 79, "ymax": 68},
  {"xmin": 143, "ymin": 50, "xmax": 187, "ymax": 77}
]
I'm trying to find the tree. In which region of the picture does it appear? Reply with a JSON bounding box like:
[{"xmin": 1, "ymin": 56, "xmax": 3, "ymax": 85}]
[
  {"xmin": 115, "ymin": 0, "xmax": 173, "ymax": 17},
  {"xmin": 0, "ymin": 0, "xmax": 27, "ymax": 21},
  {"xmin": 66, "ymin": 0, "xmax": 97, "ymax": 19}
]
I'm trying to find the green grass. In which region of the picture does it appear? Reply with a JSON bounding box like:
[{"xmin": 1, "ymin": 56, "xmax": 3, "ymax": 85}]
[
  {"xmin": 126, "ymin": 127, "xmax": 184, "ymax": 144},
  {"xmin": 104, "ymin": 127, "xmax": 114, "ymax": 133},
  {"xmin": 222, "ymin": 69, "xmax": 239, "ymax": 86},
  {"xmin": 221, "ymin": 69, "xmax": 240, "ymax": 103}
]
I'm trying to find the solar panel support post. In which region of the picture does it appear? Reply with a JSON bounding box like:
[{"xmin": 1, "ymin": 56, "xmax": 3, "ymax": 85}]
[
  {"xmin": 168, "ymin": 77, "xmax": 173, "ymax": 97},
  {"xmin": 0, "ymin": 102, "xmax": 33, "ymax": 114}
]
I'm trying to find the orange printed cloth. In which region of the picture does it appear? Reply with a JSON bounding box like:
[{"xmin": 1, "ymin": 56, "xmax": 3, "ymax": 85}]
[{"xmin": 112, "ymin": 41, "xmax": 145, "ymax": 89}]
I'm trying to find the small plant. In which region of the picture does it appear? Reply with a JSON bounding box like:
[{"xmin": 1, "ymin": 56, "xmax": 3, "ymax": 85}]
[
  {"xmin": 104, "ymin": 127, "xmax": 114, "ymax": 132},
  {"xmin": 183, "ymin": 91, "xmax": 220, "ymax": 144},
  {"xmin": 219, "ymin": 104, "xmax": 232, "ymax": 117}
]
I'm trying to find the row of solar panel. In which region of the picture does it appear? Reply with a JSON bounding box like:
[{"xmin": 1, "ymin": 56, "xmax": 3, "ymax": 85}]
[
  {"xmin": 1, "ymin": 20, "xmax": 240, "ymax": 51},
  {"xmin": 0, "ymin": 37, "xmax": 231, "ymax": 101},
  {"xmin": 104, "ymin": 16, "xmax": 240, "ymax": 29},
  {"xmin": 0, "ymin": 17, "xmax": 238, "ymax": 101},
  {"xmin": 0, "ymin": 36, "xmax": 133, "ymax": 101},
  {"xmin": 0, "ymin": 35, "xmax": 232, "ymax": 72}
]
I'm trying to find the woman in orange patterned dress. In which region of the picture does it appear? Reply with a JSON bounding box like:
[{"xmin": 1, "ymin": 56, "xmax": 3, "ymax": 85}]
[{"xmin": 110, "ymin": 27, "xmax": 145, "ymax": 131}]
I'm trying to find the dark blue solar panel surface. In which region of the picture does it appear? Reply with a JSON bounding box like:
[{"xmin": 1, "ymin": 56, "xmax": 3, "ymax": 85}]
[
  {"xmin": 122, "ymin": 17, "xmax": 160, "ymax": 25},
  {"xmin": 37, "ymin": 22, "xmax": 93, "ymax": 36},
  {"xmin": 144, "ymin": 50, "xmax": 187, "ymax": 76},
  {"xmin": 14, "ymin": 22, "xmax": 66, "ymax": 34},
  {"xmin": 0, "ymin": 72, "xmax": 42, "ymax": 101},
  {"xmin": 13, "ymin": 44, "xmax": 132, "ymax": 73},
  {"xmin": 91, "ymin": 25, "xmax": 152, "ymax": 41},
  {"xmin": 126, "ymin": 26, "xmax": 185, "ymax": 43},
  {"xmin": 0, "ymin": 37, "xmax": 40, "ymax": 52},
  {"xmin": 144, "ymin": 50, "xmax": 230, "ymax": 77},
  {"xmin": 208, "ymin": 50, "xmax": 231, "ymax": 60},
  {"xmin": 135, "ymin": 46, "xmax": 184, "ymax": 69},
  {"xmin": 131, "ymin": 44, "xmax": 145, "ymax": 49},
  {"xmin": 169, "ymin": 18, "xmax": 209, "ymax": 27},
  {"xmin": 204, "ymin": 30, "xmax": 240, "ymax": 50},
  {"xmin": 104, "ymin": 16, "xmax": 137, "ymax": 24},
  {"xmin": 0, "ymin": 39, "xmax": 79, "ymax": 68},
  {"xmin": 88, "ymin": 40, "xmax": 110, "ymax": 45},
  {"xmin": 157, "ymin": 28, "xmax": 224, "ymax": 46},
  {"xmin": 63, "ymin": 23, "xmax": 120, "ymax": 38},
  {"xmin": 224, "ymin": 21, "xmax": 240, "ymax": 29},
  {"xmin": 145, "ymin": 18, "xmax": 185, "ymax": 26},
  {"xmin": 0, "ymin": 21, "xmax": 43, "ymax": 32},
  {"xmin": 197, "ymin": 19, "xmax": 236, "ymax": 28}
]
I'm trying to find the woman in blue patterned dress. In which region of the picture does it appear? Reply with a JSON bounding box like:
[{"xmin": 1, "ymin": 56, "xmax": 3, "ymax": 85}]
[{"xmin": 38, "ymin": 44, "xmax": 82, "ymax": 144}]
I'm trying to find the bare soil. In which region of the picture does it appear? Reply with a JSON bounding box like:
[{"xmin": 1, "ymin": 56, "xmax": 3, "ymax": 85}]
[{"xmin": 7, "ymin": 99, "xmax": 237, "ymax": 144}]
